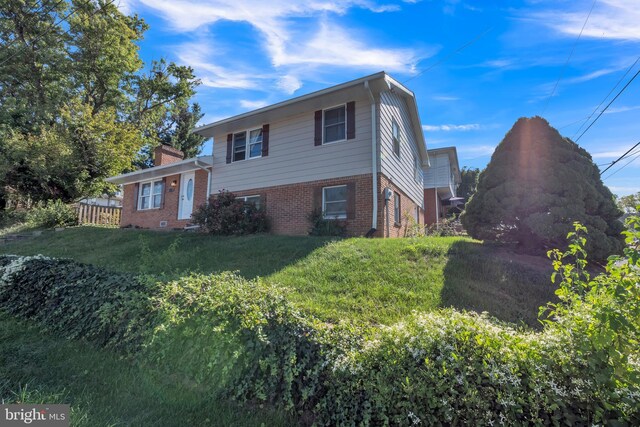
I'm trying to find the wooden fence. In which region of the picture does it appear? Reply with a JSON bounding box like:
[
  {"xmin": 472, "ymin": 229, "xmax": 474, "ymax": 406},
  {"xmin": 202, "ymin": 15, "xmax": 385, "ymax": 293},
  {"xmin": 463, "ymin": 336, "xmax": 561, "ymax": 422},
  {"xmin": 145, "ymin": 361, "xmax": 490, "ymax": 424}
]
[{"xmin": 76, "ymin": 203, "xmax": 122, "ymax": 226}]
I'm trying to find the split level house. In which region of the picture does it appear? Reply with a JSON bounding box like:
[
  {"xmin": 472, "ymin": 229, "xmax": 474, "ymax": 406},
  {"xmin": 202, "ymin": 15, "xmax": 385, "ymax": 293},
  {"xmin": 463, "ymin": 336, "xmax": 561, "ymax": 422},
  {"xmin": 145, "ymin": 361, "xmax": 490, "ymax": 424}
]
[{"xmin": 107, "ymin": 72, "xmax": 460, "ymax": 237}]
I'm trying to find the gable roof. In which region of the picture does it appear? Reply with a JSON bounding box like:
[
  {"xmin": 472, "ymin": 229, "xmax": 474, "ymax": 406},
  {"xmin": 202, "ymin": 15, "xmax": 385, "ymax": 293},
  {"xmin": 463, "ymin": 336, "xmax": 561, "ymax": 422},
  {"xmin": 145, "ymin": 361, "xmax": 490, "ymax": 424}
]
[{"xmin": 193, "ymin": 72, "xmax": 429, "ymax": 164}]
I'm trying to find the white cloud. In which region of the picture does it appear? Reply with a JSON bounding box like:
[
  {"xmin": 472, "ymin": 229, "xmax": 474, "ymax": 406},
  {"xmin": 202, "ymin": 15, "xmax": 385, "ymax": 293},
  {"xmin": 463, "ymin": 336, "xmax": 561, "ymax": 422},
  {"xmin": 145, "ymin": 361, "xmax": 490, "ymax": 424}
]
[
  {"xmin": 536, "ymin": 0, "xmax": 640, "ymax": 41},
  {"xmin": 239, "ymin": 99, "xmax": 269, "ymax": 109},
  {"xmin": 431, "ymin": 95, "xmax": 460, "ymax": 101},
  {"xmin": 422, "ymin": 123, "xmax": 481, "ymax": 131},
  {"xmin": 456, "ymin": 144, "xmax": 496, "ymax": 158},
  {"xmin": 134, "ymin": 0, "xmax": 425, "ymax": 95},
  {"xmin": 604, "ymin": 105, "xmax": 640, "ymax": 114}
]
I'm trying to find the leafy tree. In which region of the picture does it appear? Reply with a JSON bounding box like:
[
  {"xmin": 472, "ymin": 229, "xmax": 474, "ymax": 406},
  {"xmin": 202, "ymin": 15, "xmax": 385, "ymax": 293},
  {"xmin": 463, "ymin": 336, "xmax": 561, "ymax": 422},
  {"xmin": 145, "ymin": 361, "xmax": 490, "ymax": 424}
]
[
  {"xmin": 617, "ymin": 192, "xmax": 640, "ymax": 213},
  {"xmin": 457, "ymin": 167, "xmax": 481, "ymax": 200},
  {"xmin": 0, "ymin": 0, "xmax": 203, "ymax": 203},
  {"xmin": 461, "ymin": 117, "xmax": 624, "ymax": 260}
]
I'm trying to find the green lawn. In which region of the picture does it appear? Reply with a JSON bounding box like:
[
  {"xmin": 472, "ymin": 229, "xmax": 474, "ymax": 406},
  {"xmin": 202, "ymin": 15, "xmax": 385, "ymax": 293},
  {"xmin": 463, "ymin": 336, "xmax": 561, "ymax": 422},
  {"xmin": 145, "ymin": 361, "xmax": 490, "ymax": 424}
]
[
  {"xmin": 0, "ymin": 313, "xmax": 292, "ymax": 427},
  {"xmin": 0, "ymin": 226, "xmax": 556, "ymax": 327}
]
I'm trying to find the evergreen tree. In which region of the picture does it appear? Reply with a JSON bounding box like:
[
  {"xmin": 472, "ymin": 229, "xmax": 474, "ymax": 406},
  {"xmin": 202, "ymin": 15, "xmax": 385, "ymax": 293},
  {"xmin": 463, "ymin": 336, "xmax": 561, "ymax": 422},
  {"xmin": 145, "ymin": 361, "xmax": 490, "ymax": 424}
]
[
  {"xmin": 461, "ymin": 117, "xmax": 624, "ymax": 260},
  {"xmin": 458, "ymin": 167, "xmax": 481, "ymax": 201}
]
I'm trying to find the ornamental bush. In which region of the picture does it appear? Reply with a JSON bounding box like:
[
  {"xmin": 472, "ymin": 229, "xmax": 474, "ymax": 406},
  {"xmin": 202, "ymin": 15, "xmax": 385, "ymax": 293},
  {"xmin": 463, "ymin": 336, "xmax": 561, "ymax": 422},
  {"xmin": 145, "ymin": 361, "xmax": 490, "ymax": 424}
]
[{"xmin": 191, "ymin": 190, "xmax": 270, "ymax": 235}]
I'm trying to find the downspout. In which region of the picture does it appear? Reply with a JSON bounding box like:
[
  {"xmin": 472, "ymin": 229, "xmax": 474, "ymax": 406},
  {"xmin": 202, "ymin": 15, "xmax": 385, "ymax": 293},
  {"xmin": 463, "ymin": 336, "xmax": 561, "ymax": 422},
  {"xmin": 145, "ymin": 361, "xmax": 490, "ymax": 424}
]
[
  {"xmin": 194, "ymin": 159, "xmax": 212, "ymax": 205},
  {"xmin": 364, "ymin": 80, "xmax": 378, "ymax": 233}
]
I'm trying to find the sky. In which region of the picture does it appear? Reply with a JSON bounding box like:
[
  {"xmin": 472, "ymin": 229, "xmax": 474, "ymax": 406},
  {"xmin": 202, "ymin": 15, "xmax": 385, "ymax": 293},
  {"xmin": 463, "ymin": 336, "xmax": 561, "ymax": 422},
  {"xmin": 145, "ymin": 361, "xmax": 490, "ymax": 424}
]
[{"xmin": 118, "ymin": 0, "xmax": 639, "ymax": 196}]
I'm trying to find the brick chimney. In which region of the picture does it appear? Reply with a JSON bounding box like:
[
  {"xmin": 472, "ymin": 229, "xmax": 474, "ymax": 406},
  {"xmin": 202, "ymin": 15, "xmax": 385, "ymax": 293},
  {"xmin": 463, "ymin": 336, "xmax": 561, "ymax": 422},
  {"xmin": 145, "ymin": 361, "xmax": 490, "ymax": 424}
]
[{"xmin": 154, "ymin": 145, "xmax": 184, "ymax": 166}]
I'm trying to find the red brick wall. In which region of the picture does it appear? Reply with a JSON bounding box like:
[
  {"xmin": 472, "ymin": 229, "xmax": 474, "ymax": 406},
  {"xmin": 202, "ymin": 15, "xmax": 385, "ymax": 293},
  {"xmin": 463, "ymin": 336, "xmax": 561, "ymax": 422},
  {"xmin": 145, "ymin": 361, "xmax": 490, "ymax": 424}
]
[
  {"xmin": 232, "ymin": 174, "xmax": 375, "ymax": 236},
  {"xmin": 423, "ymin": 188, "xmax": 441, "ymax": 225},
  {"xmin": 120, "ymin": 169, "xmax": 208, "ymax": 229},
  {"xmin": 377, "ymin": 174, "xmax": 423, "ymax": 237}
]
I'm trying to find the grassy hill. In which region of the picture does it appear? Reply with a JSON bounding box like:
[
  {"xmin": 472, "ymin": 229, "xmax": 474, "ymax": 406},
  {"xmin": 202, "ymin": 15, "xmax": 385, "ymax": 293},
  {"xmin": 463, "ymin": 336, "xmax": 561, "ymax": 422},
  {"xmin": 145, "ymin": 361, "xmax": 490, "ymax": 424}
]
[{"xmin": 0, "ymin": 227, "xmax": 556, "ymax": 327}]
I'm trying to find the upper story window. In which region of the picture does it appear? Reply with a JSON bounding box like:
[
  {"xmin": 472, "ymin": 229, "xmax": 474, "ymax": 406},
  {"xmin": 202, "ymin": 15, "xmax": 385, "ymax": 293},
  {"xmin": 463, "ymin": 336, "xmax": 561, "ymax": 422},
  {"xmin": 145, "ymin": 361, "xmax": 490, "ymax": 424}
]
[
  {"xmin": 139, "ymin": 180, "xmax": 163, "ymax": 210},
  {"xmin": 413, "ymin": 153, "xmax": 421, "ymax": 182},
  {"xmin": 233, "ymin": 128, "xmax": 263, "ymax": 162},
  {"xmin": 322, "ymin": 185, "xmax": 347, "ymax": 219},
  {"xmin": 324, "ymin": 105, "xmax": 346, "ymax": 144},
  {"xmin": 392, "ymin": 119, "xmax": 400, "ymax": 158}
]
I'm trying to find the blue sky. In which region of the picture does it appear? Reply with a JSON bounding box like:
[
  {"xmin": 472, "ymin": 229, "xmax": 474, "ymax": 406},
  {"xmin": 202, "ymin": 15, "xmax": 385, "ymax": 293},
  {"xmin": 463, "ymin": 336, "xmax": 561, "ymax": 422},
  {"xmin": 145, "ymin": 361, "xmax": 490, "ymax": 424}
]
[{"xmin": 120, "ymin": 0, "xmax": 640, "ymax": 196}]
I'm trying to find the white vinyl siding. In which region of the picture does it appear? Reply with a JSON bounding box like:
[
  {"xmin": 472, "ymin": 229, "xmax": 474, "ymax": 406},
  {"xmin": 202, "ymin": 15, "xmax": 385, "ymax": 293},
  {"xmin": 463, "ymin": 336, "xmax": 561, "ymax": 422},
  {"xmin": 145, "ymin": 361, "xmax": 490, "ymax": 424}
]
[
  {"xmin": 379, "ymin": 90, "xmax": 424, "ymax": 206},
  {"xmin": 211, "ymin": 95, "xmax": 372, "ymax": 193}
]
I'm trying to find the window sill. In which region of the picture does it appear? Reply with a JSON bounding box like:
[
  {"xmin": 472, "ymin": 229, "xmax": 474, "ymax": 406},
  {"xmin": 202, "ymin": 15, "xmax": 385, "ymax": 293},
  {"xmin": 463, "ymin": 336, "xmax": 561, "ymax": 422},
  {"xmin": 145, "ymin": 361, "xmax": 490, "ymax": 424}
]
[
  {"xmin": 323, "ymin": 216, "xmax": 347, "ymax": 221},
  {"xmin": 394, "ymin": 222, "xmax": 402, "ymax": 228},
  {"xmin": 137, "ymin": 207, "xmax": 161, "ymax": 211},
  {"xmin": 231, "ymin": 155, "xmax": 263, "ymax": 163},
  {"xmin": 321, "ymin": 138, "xmax": 347, "ymax": 146}
]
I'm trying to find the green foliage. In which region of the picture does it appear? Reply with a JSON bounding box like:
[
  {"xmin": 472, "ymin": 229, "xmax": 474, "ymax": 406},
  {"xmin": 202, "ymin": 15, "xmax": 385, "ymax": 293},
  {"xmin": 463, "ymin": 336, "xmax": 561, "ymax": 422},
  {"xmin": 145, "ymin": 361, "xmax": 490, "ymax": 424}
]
[
  {"xmin": 617, "ymin": 192, "xmax": 640, "ymax": 213},
  {"xmin": 0, "ymin": 1, "xmax": 202, "ymax": 203},
  {"xmin": 191, "ymin": 191, "xmax": 270, "ymax": 235},
  {"xmin": 0, "ymin": 247, "xmax": 637, "ymax": 425},
  {"xmin": 425, "ymin": 216, "xmax": 465, "ymax": 237},
  {"xmin": 26, "ymin": 200, "xmax": 78, "ymax": 228},
  {"xmin": 307, "ymin": 208, "xmax": 347, "ymax": 236},
  {"xmin": 461, "ymin": 117, "xmax": 624, "ymax": 260},
  {"xmin": 458, "ymin": 166, "xmax": 482, "ymax": 201}
]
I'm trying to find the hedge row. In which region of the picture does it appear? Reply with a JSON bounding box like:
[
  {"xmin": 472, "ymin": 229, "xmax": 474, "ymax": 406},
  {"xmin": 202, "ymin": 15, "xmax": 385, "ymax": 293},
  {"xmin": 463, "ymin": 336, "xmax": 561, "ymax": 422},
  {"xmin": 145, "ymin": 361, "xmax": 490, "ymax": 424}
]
[{"xmin": 0, "ymin": 254, "xmax": 637, "ymax": 425}]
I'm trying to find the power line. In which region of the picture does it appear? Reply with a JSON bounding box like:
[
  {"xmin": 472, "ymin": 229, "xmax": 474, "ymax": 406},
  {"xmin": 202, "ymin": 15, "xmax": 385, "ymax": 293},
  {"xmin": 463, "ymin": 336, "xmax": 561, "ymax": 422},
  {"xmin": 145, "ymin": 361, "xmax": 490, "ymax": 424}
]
[
  {"xmin": 541, "ymin": 0, "xmax": 597, "ymax": 115},
  {"xmin": 571, "ymin": 55, "xmax": 640, "ymax": 140},
  {"xmin": 574, "ymin": 67, "xmax": 640, "ymax": 143},
  {"xmin": 1, "ymin": 0, "xmax": 67, "ymax": 53},
  {"xmin": 403, "ymin": 26, "xmax": 493, "ymax": 84},
  {"xmin": 603, "ymin": 150, "xmax": 640, "ymax": 180},
  {"xmin": 601, "ymin": 140, "xmax": 640, "ymax": 174}
]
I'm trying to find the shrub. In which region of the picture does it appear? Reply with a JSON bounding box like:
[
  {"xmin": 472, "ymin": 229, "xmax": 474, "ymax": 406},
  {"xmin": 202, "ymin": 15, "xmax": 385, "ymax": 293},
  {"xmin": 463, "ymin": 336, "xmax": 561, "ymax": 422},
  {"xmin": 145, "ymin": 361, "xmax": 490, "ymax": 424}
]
[
  {"xmin": 425, "ymin": 216, "xmax": 465, "ymax": 237},
  {"xmin": 191, "ymin": 190, "xmax": 269, "ymax": 235},
  {"xmin": 0, "ymin": 216, "xmax": 638, "ymax": 425},
  {"xmin": 307, "ymin": 208, "xmax": 347, "ymax": 236},
  {"xmin": 26, "ymin": 200, "xmax": 78, "ymax": 228}
]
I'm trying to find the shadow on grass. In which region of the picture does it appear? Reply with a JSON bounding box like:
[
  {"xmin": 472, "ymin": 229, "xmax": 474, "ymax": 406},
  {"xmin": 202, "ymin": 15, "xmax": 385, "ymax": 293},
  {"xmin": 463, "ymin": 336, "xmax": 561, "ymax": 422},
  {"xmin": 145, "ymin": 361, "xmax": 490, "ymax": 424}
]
[{"xmin": 440, "ymin": 240, "xmax": 558, "ymax": 329}]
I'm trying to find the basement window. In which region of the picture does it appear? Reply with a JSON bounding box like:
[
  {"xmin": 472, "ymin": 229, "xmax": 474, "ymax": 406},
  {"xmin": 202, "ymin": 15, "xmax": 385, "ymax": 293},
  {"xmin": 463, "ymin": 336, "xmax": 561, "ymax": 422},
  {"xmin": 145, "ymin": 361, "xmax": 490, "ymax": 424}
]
[
  {"xmin": 239, "ymin": 195, "xmax": 262, "ymax": 209},
  {"xmin": 323, "ymin": 185, "xmax": 347, "ymax": 219}
]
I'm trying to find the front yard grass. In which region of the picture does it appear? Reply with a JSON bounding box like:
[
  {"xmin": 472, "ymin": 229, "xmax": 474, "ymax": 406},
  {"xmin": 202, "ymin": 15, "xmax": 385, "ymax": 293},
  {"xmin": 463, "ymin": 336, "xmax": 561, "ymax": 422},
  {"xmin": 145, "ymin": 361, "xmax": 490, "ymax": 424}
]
[{"xmin": 0, "ymin": 227, "xmax": 556, "ymax": 327}]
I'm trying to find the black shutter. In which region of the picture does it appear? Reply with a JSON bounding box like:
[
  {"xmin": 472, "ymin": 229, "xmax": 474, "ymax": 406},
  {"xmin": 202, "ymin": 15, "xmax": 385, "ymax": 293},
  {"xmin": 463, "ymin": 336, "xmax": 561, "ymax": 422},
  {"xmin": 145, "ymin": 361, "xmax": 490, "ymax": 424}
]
[
  {"xmin": 161, "ymin": 177, "xmax": 167, "ymax": 209},
  {"xmin": 133, "ymin": 183, "xmax": 139, "ymax": 211},
  {"xmin": 313, "ymin": 186, "xmax": 323, "ymax": 212},
  {"xmin": 346, "ymin": 101, "xmax": 356, "ymax": 140},
  {"xmin": 226, "ymin": 133, "xmax": 233, "ymax": 164},
  {"xmin": 346, "ymin": 182, "xmax": 356, "ymax": 219},
  {"xmin": 314, "ymin": 110, "xmax": 322, "ymax": 146},
  {"xmin": 261, "ymin": 124, "xmax": 269, "ymax": 157}
]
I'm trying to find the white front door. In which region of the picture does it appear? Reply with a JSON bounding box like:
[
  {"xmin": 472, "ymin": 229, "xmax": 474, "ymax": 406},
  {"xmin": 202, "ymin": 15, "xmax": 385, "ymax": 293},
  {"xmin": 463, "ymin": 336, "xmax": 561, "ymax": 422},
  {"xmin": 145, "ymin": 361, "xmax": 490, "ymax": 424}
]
[{"xmin": 178, "ymin": 172, "xmax": 195, "ymax": 220}]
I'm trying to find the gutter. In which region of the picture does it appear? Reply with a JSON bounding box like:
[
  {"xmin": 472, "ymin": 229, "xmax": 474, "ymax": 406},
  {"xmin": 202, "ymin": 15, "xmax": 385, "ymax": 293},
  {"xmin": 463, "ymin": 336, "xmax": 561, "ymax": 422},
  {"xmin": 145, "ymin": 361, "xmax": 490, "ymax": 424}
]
[
  {"xmin": 364, "ymin": 80, "xmax": 378, "ymax": 231},
  {"xmin": 194, "ymin": 159, "xmax": 212, "ymax": 204}
]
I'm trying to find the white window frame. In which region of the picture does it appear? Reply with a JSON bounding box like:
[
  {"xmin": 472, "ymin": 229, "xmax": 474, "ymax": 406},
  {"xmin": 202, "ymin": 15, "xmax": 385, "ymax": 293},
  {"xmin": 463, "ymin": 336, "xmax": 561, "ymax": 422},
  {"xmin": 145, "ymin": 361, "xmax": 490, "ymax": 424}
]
[
  {"xmin": 138, "ymin": 179, "xmax": 164, "ymax": 210},
  {"xmin": 393, "ymin": 192, "xmax": 401, "ymax": 224},
  {"xmin": 322, "ymin": 104, "xmax": 347, "ymax": 145},
  {"xmin": 239, "ymin": 195, "xmax": 261, "ymax": 209},
  {"xmin": 232, "ymin": 127, "xmax": 263, "ymax": 162},
  {"xmin": 322, "ymin": 184, "xmax": 348, "ymax": 219},
  {"xmin": 413, "ymin": 153, "xmax": 421, "ymax": 183},
  {"xmin": 392, "ymin": 118, "xmax": 401, "ymax": 158}
]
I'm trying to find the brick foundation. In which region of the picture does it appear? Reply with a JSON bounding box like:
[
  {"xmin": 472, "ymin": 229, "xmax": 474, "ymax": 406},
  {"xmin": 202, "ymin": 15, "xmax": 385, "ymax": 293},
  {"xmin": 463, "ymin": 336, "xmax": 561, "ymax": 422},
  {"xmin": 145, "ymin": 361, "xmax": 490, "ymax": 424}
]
[
  {"xmin": 120, "ymin": 169, "xmax": 209, "ymax": 229},
  {"xmin": 232, "ymin": 174, "xmax": 375, "ymax": 236}
]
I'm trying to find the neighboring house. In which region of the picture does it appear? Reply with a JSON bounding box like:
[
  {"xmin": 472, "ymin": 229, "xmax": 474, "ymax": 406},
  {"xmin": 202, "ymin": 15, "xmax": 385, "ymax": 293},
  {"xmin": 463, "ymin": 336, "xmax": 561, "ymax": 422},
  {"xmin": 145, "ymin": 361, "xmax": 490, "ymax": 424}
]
[
  {"xmin": 107, "ymin": 72, "xmax": 429, "ymax": 237},
  {"xmin": 423, "ymin": 147, "xmax": 462, "ymax": 225},
  {"xmin": 78, "ymin": 193, "xmax": 123, "ymax": 207}
]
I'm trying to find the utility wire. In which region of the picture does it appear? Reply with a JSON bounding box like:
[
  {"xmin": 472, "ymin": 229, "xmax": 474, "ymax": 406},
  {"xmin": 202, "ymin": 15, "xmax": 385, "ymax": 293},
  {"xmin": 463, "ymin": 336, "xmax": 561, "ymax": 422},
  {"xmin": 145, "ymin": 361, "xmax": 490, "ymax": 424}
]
[
  {"xmin": 541, "ymin": 0, "xmax": 597, "ymax": 115},
  {"xmin": 403, "ymin": 26, "xmax": 493, "ymax": 84},
  {"xmin": 0, "ymin": 0, "xmax": 115, "ymax": 68},
  {"xmin": 1, "ymin": 0, "xmax": 67, "ymax": 53},
  {"xmin": 601, "ymin": 140, "xmax": 640, "ymax": 174},
  {"xmin": 574, "ymin": 67, "xmax": 640, "ymax": 143},
  {"xmin": 571, "ymin": 55, "xmax": 640, "ymax": 140},
  {"xmin": 603, "ymin": 150, "xmax": 640, "ymax": 180}
]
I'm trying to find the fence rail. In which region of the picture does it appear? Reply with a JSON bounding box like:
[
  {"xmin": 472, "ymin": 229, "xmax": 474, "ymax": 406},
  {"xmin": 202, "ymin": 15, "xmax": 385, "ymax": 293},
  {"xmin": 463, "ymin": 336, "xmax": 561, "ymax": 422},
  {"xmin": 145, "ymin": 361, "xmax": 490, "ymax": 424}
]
[{"xmin": 76, "ymin": 203, "xmax": 121, "ymax": 226}]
